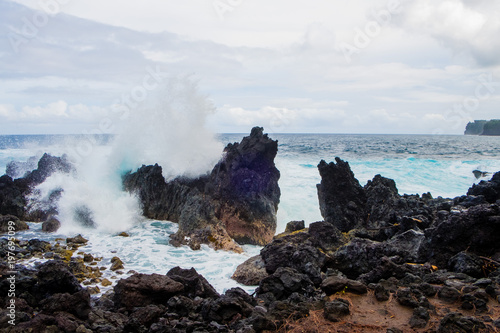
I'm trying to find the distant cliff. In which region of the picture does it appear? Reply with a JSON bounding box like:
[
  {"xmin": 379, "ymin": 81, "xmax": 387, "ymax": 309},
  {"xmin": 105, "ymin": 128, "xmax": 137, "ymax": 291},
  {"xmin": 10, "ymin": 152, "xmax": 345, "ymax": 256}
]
[{"xmin": 464, "ymin": 119, "xmax": 500, "ymax": 135}]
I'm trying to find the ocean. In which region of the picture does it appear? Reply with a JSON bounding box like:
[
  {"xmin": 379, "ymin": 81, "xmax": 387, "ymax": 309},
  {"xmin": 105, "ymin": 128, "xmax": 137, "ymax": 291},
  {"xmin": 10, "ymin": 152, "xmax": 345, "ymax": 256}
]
[{"xmin": 1, "ymin": 133, "xmax": 500, "ymax": 295}]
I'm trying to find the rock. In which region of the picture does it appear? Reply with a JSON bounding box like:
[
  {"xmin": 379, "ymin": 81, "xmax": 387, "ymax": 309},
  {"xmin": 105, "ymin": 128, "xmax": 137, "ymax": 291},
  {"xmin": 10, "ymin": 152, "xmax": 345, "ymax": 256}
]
[
  {"xmin": 117, "ymin": 232, "xmax": 129, "ymax": 237},
  {"xmin": 5, "ymin": 155, "xmax": 39, "ymax": 179},
  {"xmin": 201, "ymin": 288, "xmax": 255, "ymax": 324},
  {"xmin": 0, "ymin": 214, "xmax": 28, "ymax": 233},
  {"xmin": 438, "ymin": 286, "xmax": 461, "ymax": 303},
  {"xmin": 284, "ymin": 220, "xmax": 305, "ymax": 233},
  {"xmin": 40, "ymin": 289, "xmax": 91, "ymax": 319},
  {"xmin": 36, "ymin": 260, "xmax": 82, "ymax": 296},
  {"xmin": 320, "ymin": 275, "xmax": 368, "ymax": 295},
  {"xmin": 113, "ymin": 273, "xmax": 184, "ymax": 309},
  {"xmin": 437, "ymin": 312, "xmax": 487, "ymax": 333},
  {"xmin": 396, "ymin": 288, "xmax": 420, "ymax": 308},
  {"xmin": 316, "ymin": 158, "xmax": 366, "ymax": 232},
  {"xmin": 110, "ymin": 257, "xmax": 124, "ymax": 271},
  {"xmin": 423, "ymin": 203, "xmax": 500, "ymax": 267},
  {"xmin": 409, "ymin": 306, "xmax": 430, "ymax": 328},
  {"xmin": 448, "ymin": 252, "xmax": 484, "ymax": 278},
  {"xmin": 256, "ymin": 267, "xmax": 314, "ymax": 303},
  {"xmin": 231, "ymin": 255, "xmax": 269, "ymax": 286},
  {"xmin": 260, "ymin": 231, "xmax": 325, "ymax": 284},
  {"xmin": 101, "ymin": 279, "xmax": 112, "ymax": 287},
  {"xmin": 123, "ymin": 127, "xmax": 281, "ymax": 249},
  {"xmin": 42, "ymin": 217, "xmax": 61, "ymax": 232},
  {"xmin": 323, "ymin": 298, "xmax": 350, "ymax": 322},
  {"xmin": 1, "ymin": 154, "xmax": 73, "ymax": 220},
  {"xmin": 166, "ymin": 266, "xmax": 220, "ymax": 299},
  {"xmin": 66, "ymin": 234, "xmax": 88, "ymax": 245},
  {"xmin": 467, "ymin": 172, "xmax": 500, "ymax": 203},
  {"xmin": 374, "ymin": 284, "xmax": 390, "ymax": 301}
]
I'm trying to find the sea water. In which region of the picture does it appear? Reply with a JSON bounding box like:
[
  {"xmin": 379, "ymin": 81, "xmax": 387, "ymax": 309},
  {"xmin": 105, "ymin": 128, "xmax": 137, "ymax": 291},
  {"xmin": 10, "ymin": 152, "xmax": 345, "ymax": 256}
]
[{"xmin": 1, "ymin": 133, "xmax": 500, "ymax": 295}]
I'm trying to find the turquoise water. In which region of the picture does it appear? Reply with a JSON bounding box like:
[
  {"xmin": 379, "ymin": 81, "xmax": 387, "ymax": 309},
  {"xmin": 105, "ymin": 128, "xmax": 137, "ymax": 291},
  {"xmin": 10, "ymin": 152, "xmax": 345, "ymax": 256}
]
[{"xmin": 1, "ymin": 133, "xmax": 500, "ymax": 293}]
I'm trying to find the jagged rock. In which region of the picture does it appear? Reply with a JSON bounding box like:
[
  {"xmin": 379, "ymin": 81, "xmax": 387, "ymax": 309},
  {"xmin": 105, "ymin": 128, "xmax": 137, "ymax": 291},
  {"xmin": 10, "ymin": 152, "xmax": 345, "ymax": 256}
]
[
  {"xmin": 316, "ymin": 158, "xmax": 366, "ymax": 232},
  {"xmin": 256, "ymin": 267, "xmax": 314, "ymax": 303},
  {"xmin": 323, "ymin": 298, "xmax": 350, "ymax": 322},
  {"xmin": 231, "ymin": 255, "xmax": 269, "ymax": 286},
  {"xmin": 36, "ymin": 260, "xmax": 82, "ymax": 296},
  {"xmin": 123, "ymin": 127, "xmax": 280, "ymax": 249},
  {"xmin": 40, "ymin": 289, "xmax": 91, "ymax": 319},
  {"xmin": 409, "ymin": 306, "xmax": 430, "ymax": 328},
  {"xmin": 1, "ymin": 153, "xmax": 73, "ymax": 220},
  {"xmin": 438, "ymin": 286, "xmax": 461, "ymax": 303},
  {"xmin": 260, "ymin": 221, "xmax": 346, "ymax": 285},
  {"xmin": 0, "ymin": 214, "xmax": 28, "ymax": 233},
  {"xmin": 201, "ymin": 288, "xmax": 255, "ymax": 324},
  {"xmin": 66, "ymin": 234, "xmax": 88, "ymax": 245},
  {"xmin": 422, "ymin": 203, "xmax": 500, "ymax": 267},
  {"xmin": 113, "ymin": 273, "xmax": 184, "ymax": 309},
  {"xmin": 5, "ymin": 155, "xmax": 39, "ymax": 179},
  {"xmin": 467, "ymin": 172, "xmax": 500, "ymax": 203},
  {"xmin": 437, "ymin": 312, "xmax": 487, "ymax": 333},
  {"xmin": 42, "ymin": 217, "xmax": 61, "ymax": 232},
  {"xmin": 166, "ymin": 266, "xmax": 220, "ymax": 299},
  {"xmin": 284, "ymin": 220, "xmax": 305, "ymax": 233},
  {"xmin": 448, "ymin": 252, "xmax": 484, "ymax": 278}
]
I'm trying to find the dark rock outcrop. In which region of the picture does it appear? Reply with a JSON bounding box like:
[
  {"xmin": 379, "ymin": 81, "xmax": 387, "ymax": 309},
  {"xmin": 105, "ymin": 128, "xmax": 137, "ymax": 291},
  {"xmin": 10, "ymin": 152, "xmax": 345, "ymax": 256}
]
[
  {"xmin": 316, "ymin": 158, "xmax": 366, "ymax": 232},
  {"xmin": 113, "ymin": 273, "xmax": 184, "ymax": 309},
  {"xmin": 123, "ymin": 127, "xmax": 280, "ymax": 250},
  {"xmin": 0, "ymin": 153, "xmax": 73, "ymax": 220},
  {"xmin": 0, "ymin": 214, "xmax": 28, "ymax": 233}
]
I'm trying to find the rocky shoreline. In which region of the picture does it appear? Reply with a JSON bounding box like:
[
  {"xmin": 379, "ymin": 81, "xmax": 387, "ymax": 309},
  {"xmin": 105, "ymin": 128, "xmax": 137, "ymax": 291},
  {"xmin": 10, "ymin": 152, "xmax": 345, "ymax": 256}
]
[{"xmin": 1, "ymin": 128, "xmax": 500, "ymax": 332}]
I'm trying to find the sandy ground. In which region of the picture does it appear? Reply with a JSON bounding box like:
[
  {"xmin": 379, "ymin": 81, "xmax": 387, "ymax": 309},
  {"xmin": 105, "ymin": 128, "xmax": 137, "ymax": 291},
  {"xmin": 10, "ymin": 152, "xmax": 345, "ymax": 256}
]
[{"xmin": 274, "ymin": 289, "xmax": 500, "ymax": 333}]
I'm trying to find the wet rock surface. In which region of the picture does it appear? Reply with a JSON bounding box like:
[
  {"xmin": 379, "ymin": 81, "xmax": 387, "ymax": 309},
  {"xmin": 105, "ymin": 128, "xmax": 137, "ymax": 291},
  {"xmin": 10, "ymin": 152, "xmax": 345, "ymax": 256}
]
[
  {"xmin": 2, "ymin": 151, "xmax": 500, "ymax": 331},
  {"xmin": 0, "ymin": 153, "xmax": 73, "ymax": 221},
  {"xmin": 123, "ymin": 127, "xmax": 280, "ymax": 250}
]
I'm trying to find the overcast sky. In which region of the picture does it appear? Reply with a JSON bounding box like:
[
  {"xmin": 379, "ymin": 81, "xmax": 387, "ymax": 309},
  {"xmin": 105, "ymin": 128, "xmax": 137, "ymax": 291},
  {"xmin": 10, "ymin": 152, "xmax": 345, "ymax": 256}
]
[{"xmin": 1, "ymin": 0, "xmax": 499, "ymax": 134}]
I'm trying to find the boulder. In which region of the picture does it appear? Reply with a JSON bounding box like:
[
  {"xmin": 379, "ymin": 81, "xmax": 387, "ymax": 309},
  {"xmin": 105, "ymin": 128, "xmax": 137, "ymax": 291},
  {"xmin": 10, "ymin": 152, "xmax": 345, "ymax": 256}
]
[
  {"xmin": 42, "ymin": 217, "xmax": 61, "ymax": 232},
  {"xmin": 166, "ymin": 266, "xmax": 220, "ymax": 299},
  {"xmin": 231, "ymin": 255, "xmax": 269, "ymax": 286},
  {"xmin": 256, "ymin": 267, "xmax": 314, "ymax": 302},
  {"xmin": 123, "ymin": 127, "xmax": 280, "ymax": 249},
  {"xmin": 113, "ymin": 273, "xmax": 184, "ymax": 309},
  {"xmin": 0, "ymin": 214, "xmax": 28, "ymax": 233},
  {"xmin": 36, "ymin": 260, "xmax": 82, "ymax": 296},
  {"xmin": 323, "ymin": 298, "xmax": 350, "ymax": 322}
]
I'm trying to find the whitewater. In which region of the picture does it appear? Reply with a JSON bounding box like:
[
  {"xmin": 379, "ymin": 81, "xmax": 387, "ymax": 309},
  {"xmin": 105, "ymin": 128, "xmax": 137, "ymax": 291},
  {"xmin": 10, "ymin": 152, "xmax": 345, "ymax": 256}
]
[{"xmin": 1, "ymin": 80, "xmax": 500, "ymax": 295}]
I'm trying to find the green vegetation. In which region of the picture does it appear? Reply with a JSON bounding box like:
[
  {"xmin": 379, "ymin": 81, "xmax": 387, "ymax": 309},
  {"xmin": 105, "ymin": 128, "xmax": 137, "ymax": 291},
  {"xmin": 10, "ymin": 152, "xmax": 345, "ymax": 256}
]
[
  {"xmin": 482, "ymin": 119, "xmax": 500, "ymax": 136},
  {"xmin": 464, "ymin": 119, "xmax": 500, "ymax": 136}
]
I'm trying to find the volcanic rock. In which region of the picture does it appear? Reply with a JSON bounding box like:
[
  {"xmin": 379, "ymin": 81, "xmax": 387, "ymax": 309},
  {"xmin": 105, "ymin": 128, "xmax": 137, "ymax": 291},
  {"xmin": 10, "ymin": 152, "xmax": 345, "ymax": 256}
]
[
  {"xmin": 123, "ymin": 127, "xmax": 280, "ymax": 250},
  {"xmin": 316, "ymin": 158, "xmax": 366, "ymax": 232},
  {"xmin": 231, "ymin": 255, "xmax": 269, "ymax": 286},
  {"xmin": 113, "ymin": 273, "xmax": 184, "ymax": 309},
  {"xmin": 0, "ymin": 214, "xmax": 28, "ymax": 233}
]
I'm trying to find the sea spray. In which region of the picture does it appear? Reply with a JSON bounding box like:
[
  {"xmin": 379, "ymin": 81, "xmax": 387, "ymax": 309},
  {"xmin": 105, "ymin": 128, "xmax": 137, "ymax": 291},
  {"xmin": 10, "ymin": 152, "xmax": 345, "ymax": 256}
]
[
  {"xmin": 109, "ymin": 76, "xmax": 224, "ymax": 179},
  {"xmin": 29, "ymin": 76, "xmax": 224, "ymax": 233}
]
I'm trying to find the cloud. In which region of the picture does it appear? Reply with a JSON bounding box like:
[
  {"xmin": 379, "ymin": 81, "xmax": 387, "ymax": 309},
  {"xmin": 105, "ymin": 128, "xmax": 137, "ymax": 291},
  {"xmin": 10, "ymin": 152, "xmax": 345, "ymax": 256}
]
[{"xmin": 395, "ymin": 0, "xmax": 500, "ymax": 65}]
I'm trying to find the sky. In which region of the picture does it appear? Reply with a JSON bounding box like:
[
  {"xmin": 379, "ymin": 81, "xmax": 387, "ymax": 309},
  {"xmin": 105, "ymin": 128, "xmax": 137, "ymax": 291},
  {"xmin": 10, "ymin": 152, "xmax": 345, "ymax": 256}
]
[{"xmin": 1, "ymin": 0, "xmax": 499, "ymax": 134}]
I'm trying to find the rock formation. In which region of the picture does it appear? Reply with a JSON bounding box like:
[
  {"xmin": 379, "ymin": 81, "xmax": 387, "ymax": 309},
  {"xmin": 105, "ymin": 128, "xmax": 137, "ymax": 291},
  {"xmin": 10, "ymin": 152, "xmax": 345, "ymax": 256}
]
[
  {"xmin": 123, "ymin": 127, "xmax": 280, "ymax": 251},
  {"xmin": 0, "ymin": 153, "xmax": 73, "ymax": 221}
]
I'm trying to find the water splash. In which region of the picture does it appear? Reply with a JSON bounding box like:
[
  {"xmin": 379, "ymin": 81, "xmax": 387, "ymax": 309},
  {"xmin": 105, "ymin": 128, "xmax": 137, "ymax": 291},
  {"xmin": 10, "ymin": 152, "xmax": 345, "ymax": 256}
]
[{"xmin": 29, "ymin": 76, "xmax": 224, "ymax": 233}]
